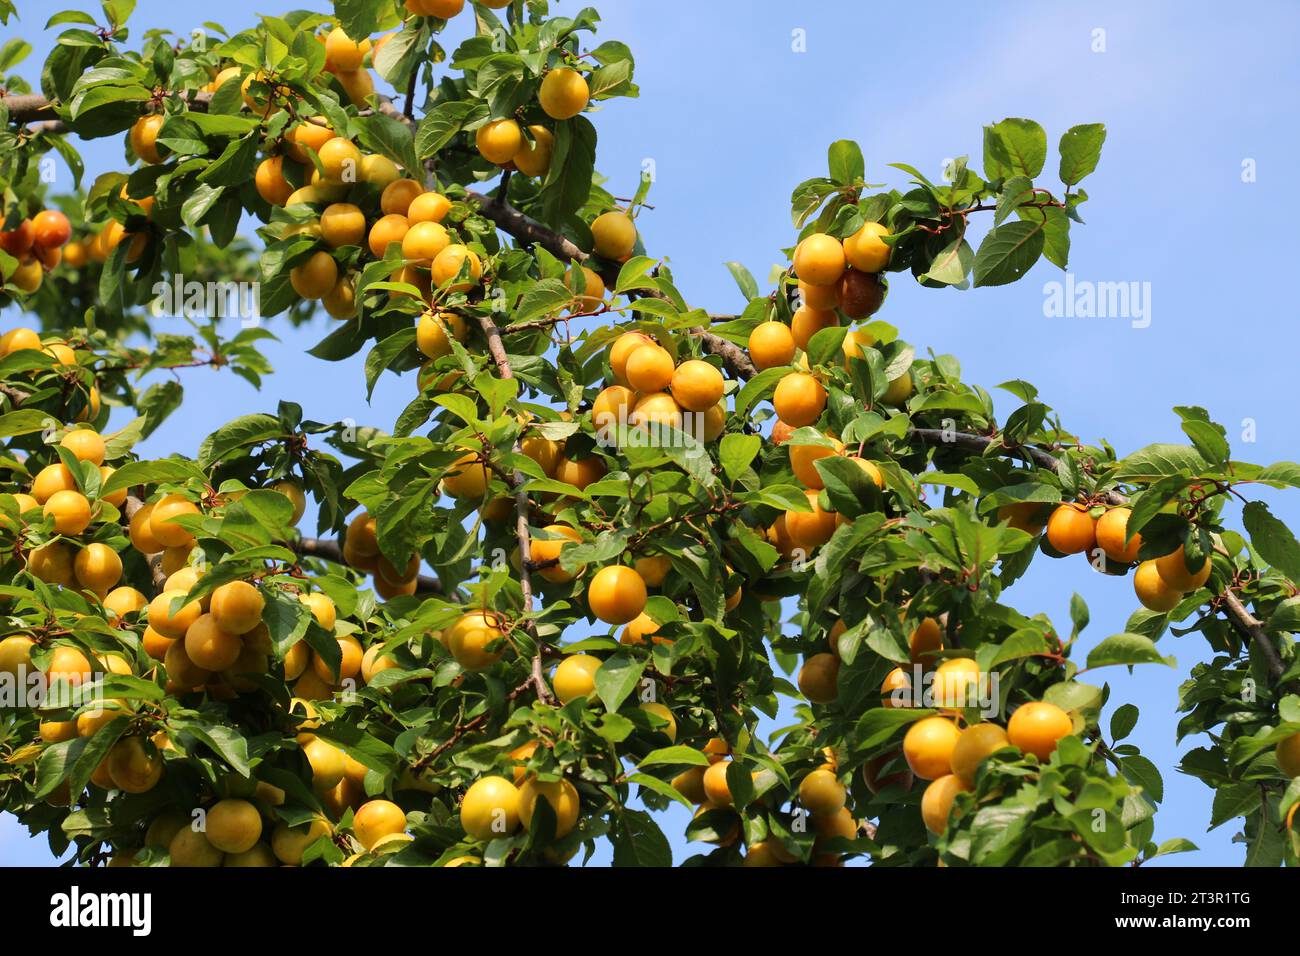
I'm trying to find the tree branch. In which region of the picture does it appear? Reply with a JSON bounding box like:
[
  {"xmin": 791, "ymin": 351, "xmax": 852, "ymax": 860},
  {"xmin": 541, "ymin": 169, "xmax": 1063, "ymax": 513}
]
[
  {"xmin": 294, "ymin": 537, "xmax": 450, "ymax": 598},
  {"xmin": 910, "ymin": 427, "xmax": 1061, "ymax": 471},
  {"xmin": 1219, "ymin": 587, "xmax": 1286, "ymax": 681},
  {"xmin": 122, "ymin": 495, "xmax": 167, "ymax": 591},
  {"xmin": 2, "ymin": 93, "xmax": 59, "ymax": 124},
  {"xmin": 476, "ymin": 311, "xmax": 556, "ymax": 705},
  {"xmin": 912, "ymin": 429, "xmax": 1290, "ymax": 679}
]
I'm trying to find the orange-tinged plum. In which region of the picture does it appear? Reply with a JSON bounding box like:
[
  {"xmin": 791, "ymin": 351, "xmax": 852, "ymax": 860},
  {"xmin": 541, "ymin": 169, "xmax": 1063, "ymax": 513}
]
[
  {"xmin": 353, "ymin": 799, "xmax": 407, "ymax": 850},
  {"xmin": 670, "ymin": 359, "xmax": 724, "ymax": 412},
  {"xmin": 920, "ymin": 774, "xmax": 966, "ymax": 835},
  {"xmin": 474, "ymin": 118, "xmax": 523, "ymax": 164},
  {"xmin": 1007, "ymin": 700, "xmax": 1073, "ymax": 761},
  {"xmin": 380, "ymin": 179, "xmax": 423, "ymax": 216},
  {"xmin": 530, "ymin": 524, "xmax": 584, "ymax": 584},
  {"xmin": 790, "ymin": 304, "xmax": 838, "ymax": 350},
  {"xmin": 609, "ymin": 331, "xmax": 655, "ymax": 386},
  {"xmin": 106, "ymin": 736, "xmax": 163, "ymax": 793},
  {"xmin": 445, "ymin": 611, "xmax": 505, "ymax": 671},
  {"xmin": 1045, "ymin": 503, "xmax": 1097, "ymax": 556},
  {"xmin": 798, "ymin": 768, "xmax": 846, "ymax": 816},
  {"xmin": 1155, "ymin": 544, "xmax": 1212, "ymax": 592},
  {"xmin": 748, "ymin": 321, "xmax": 796, "ymax": 371},
  {"xmin": 843, "ymin": 221, "xmax": 892, "ymax": 273},
  {"xmin": 792, "ymin": 233, "xmax": 845, "ymax": 287},
  {"xmin": 552, "ymin": 653, "xmax": 601, "ymax": 704},
  {"xmin": 586, "ymin": 565, "xmax": 647, "ymax": 625},
  {"xmin": 518, "ymin": 777, "xmax": 580, "ymax": 837},
  {"xmin": 461, "ymin": 775, "xmax": 520, "ymax": 840},
  {"xmin": 797, "ymin": 652, "xmax": 840, "ymax": 703},
  {"xmin": 950, "ymin": 723, "xmax": 1012, "ymax": 788},
  {"xmin": 1095, "ymin": 507, "xmax": 1143, "ymax": 564},
  {"xmin": 773, "ymin": 372, "xmax": 826, "ymax": 427},
  {"xmin": 590, "ymin": 211, "xmax": 637, "ymax": 260},
  {"xmin": 1134, "ymin": 559, "xmax": 1182, "ymax": 612},
  {"xmin": 205, "ymin": 798, "xmax": 263, "ymax": 854},
  {"xmin": 538, "ymin": 68, "xmax": 589, "ymax": 120},
  {"xmin": 902, "ymin": 715, "xmax": 961, "ymax": 780}
]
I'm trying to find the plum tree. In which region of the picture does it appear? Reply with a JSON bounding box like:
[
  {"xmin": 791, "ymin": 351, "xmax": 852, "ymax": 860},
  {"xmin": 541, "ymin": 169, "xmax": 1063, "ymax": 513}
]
[{"xmin": 0, "ymin": 0, "xmax": 1293, "ymax": 874}]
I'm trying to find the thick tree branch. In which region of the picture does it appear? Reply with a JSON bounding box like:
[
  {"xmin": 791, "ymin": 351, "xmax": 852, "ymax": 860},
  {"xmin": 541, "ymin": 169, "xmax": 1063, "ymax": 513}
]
[
  {"xmin": 1, "ymin": 93, "xmax": 59, "ymax": 124},
  {"xmin": 0, "ymin": 383, "xmax": 31, "ymax": 405},
  {"xmin": 466, "ymin": 185, "xmax": 755, "ymax": 375},
  {"xmin": 122, "ymin": 495, "xmax": 167, "ymax": 591},
  {"xmin": 1219, "ymin": 587, "xmax": 1286, "ymax": 681},
  {"xmin": 469, "ymin": 187, "xmax": 585, "ymax": 261},
  {"xmin": 910, "ymin": 427, "xmax": 1062, "ymax": 471},
  {"xmin": 1, "ymin": 90, "xmax": 215, "ymax": 135}
]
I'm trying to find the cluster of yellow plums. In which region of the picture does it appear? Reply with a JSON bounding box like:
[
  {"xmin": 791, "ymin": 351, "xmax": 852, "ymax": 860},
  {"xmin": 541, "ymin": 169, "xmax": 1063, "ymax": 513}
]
[
  {"xmin": 12, "ymin": 425, "xmax": 127, "ymax": 596},
  {"xmin": 0, "ymin": 208, "xmax": 73, "ymax": 296},
  {"xmin": 1001, "ymin": 499, "xmax": 1216, "ymax": 615},
  {"xmin": 458, "ymin": 744, "xmax": 581, "ymax": 858},
  {"xmin": 336, "ymin": 508, "xmax": 426, "ymax": 600},
  {"xmin": 111, "ymin": 767, "xmax": 414, "ymax": 866},
  {"xmin": 472, "ymin": 62, "xmax": 593, "ymax": 169},
  {"xmin": 749, "ymin": 223, "xmax": 911, "ymax": 434},
  {"xmin": 791, "ymin": 602, "xmax": 1080, "ymax": 842},
  {"xmin": 590, "ymin": 329, "xmax": 728, "ymax": 443}
]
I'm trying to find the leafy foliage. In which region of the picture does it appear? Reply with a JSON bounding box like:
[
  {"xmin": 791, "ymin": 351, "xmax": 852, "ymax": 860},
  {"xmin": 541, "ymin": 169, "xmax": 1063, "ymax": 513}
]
[{"xmin": 0, "ymin": 0, "xmax": 1294, "ymax": 870}]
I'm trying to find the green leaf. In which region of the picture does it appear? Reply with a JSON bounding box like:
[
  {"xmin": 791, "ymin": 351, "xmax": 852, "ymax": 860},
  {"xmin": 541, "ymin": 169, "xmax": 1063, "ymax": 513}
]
[
  {"xmin": 1058, "ymin": 123, "xmax": 1106, "ymax": 186},
  {"xmin": 611, "ymin": 808, "xmax": 672, "ymax": 866},
  {"xmin": 1150, "ymin": 837, "xmax": 1198, "ymax": 859},
  {"xmin": 827, "ymin": 139, "xmax": 864, "ymax": 185},
  {"xmin": 198, "ymin": 414, "xmax": 284, "ymax": 469},
  {"xmin": 984, "ymin": 118, "xmax": 1047, "ymax": 179},
  {"xmin": 1113, "ymin": 443, "xmax": 1213, "ymax": 482},
  {"xmin": 0, "ymin": 409, "xmax": 56, "ymax": 438},
  {"xmin": 1266, "ymin": 597, "xmax": 1300, "ymax": 635},
  {"xmin": 614, "ymin": 256, "xmax": 657, "ymax": 294},
  {"xmin": 593, "ymin": 651, "xmax": 645, "ymax": 713},
  {"xmin": 539, "ymin": 115, "xmax": 597, "ymax": 223},
  {"xmin": 919, "ymin": 235, "xmax": 973, "ymax": 286},
  {"xmin": 853, "ymin": 707, "xmax": 930, "ymax": 750},
  {"xmin": 1209, "ymin": 782, "xmax": 1259, "ymax": 830},
  {"xmin": 800, "ymin": 325, "xmax": 843, "ymax": 370},
  {"xmin": 416, "ymin": 100, "xmax": 489, "ymax": 159},
  {"xmin": 1109, "ymin": 703, "xmax": 1139, "ymax": 742},
  {"xmin": 627, "ymin": 772, "xmax": 694, "ymax": 810},
  {"xmin": 718, "ymin": 433, "xmax": 760, "ymax": 483},
  {"xmin": 1120, "ymin": 754, "xmax": 1164, "ymax": 803},
  {"xmin": 333, "ymin": 0, "xmax": 383, "ymax": 45},
  {"xmin": 1180, "ymin": 416, "xmax": 1227, "ymax": 465},
  {"xmin": 815, "ymin": 455, "xmax": 880, "ymax": 517},
  {"xmin": 1255, "ymin": 461, "xmax": 1300, "ymax": 489},
  {"xmin": 723, "ymin": 261, "xmax": 758, "ymax": 301},
  {"xmin": 637, "ymin": 746, "xmax": 710, "ymax": 769},
  {"xmin": 102, "ymin": 457, "xmax": 206, "ymax": 494},
  {"xmin": 972, "ymin": 220, "xmax": 1045, "ymax": 287},
  {"xmin": 356, "ymin": 112, "xmax": 420, "ymax": 184},
  {"xmin": 179, "ymin": 721, "xmax": 251, "ymax": 776},
  {"xmin": 1085, "ymin": 633, "xmax": 1175, "ymax": 669},
  {"xmin": 1243, "ymin": 501, "xmax": 1300, "ymax": 582},
  {"xmin": 790, "ymin": 177, "xmax": 838, "ymax": 228}
]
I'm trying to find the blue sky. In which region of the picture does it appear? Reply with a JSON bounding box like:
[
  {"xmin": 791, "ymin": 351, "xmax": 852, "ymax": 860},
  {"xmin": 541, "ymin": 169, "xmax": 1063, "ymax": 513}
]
[{"xmin": 4, "ymin": 0, "xmax": 1299, "ymax": 865}]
